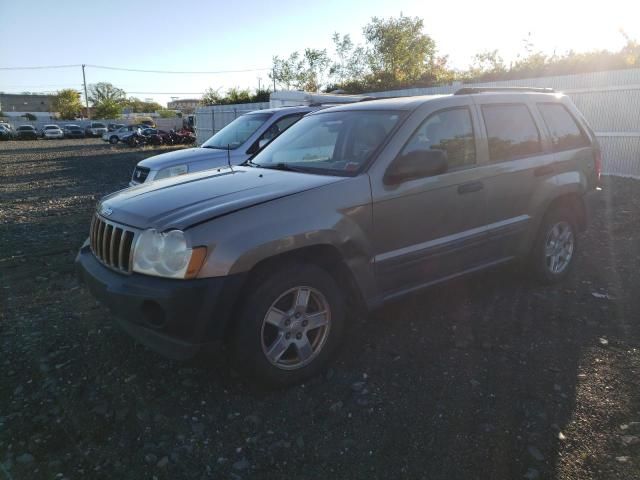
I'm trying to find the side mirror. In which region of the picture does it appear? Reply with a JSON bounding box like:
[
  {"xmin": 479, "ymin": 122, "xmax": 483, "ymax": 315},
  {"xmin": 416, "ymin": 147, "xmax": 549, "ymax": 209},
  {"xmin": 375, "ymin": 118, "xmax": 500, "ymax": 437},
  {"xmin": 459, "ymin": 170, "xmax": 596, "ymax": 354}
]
[{"xmin": 385, "ymin": 149, "xmax": 448, "ymax": 185}]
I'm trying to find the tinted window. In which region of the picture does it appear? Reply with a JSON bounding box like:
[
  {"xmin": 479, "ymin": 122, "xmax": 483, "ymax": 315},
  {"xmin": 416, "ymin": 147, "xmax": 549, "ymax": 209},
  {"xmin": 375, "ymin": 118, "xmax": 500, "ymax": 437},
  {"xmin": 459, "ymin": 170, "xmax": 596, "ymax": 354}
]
[
  {"xmin": 482, "ymin": 104, "xmax": 542, "ymax": 162},
  {"xmin": 403, "ymin": 107, "xmax": 476, "ymax": 169},
  {"xmin": 259, "ymin": 114, "xmax": 304, "ymax": 143},
  {"xmin": 537, "ymin": 103, "xmax": 590, "ymax": 151},
  {"xmin": 92, "ymin": 123, "xmax": 106, "ymax": 128}
]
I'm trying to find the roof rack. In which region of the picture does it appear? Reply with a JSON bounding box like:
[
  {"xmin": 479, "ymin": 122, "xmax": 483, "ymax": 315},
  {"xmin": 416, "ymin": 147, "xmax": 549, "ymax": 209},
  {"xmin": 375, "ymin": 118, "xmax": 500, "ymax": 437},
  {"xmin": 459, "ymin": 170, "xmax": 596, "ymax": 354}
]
[{"xmin": 454, "ymin": 87, "xmax": 555, "ymax": 95}]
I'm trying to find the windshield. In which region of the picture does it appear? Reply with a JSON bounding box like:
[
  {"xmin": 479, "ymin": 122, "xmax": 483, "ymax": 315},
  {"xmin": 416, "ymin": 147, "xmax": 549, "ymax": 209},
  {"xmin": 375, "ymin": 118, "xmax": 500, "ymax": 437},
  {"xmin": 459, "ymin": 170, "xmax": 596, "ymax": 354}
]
[
  {"xmin": 202, "ymin": 112, "xmax": 272, "ymax": 149},
  {"xmin": 92, "ymin": 123, "xmax": 106, "ymax": 128},
  {"xmin": 251, "ymin": 110, "xmax": 402, "ymax": 175},
  {"xmin": 45, "ymin": 126, "xmax": 58, "ymax": 130}
]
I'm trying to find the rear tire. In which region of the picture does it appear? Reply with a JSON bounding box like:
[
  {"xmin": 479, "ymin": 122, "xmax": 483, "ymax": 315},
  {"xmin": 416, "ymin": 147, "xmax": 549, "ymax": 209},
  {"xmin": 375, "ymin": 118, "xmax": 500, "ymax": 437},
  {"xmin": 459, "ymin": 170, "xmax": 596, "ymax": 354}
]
[
  {"xmin": 530, "ymin": 206, "xmax": 578, "ymax": 284},
  {"xmin": 109, "ymin": 136, "xmax": 118, "ymax": 145},
  {"xmin": 232, "ymin": 264, "xmax": 346, "ymax": 387}
]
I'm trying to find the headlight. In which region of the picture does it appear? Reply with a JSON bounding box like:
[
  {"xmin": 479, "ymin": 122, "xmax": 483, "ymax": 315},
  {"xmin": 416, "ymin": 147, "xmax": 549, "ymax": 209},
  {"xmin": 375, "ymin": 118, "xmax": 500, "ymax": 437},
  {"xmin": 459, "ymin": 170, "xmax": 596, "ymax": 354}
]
[
  {"xmin": 155, "ymin": 164, "xmax": 189, "ymax": 180},
  {"xmin": 132, "ymin": 229, "xmax": 206, "ymax": 279}
]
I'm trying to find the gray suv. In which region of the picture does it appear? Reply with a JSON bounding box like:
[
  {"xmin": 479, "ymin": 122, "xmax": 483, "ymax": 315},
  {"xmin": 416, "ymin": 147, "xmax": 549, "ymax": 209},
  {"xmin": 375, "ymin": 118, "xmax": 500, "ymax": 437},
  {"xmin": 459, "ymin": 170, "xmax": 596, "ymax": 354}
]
[
  {"xmin": 76, "ymin": 88, "xmax": 600, "ymax": 386},
  {"xmin": 129, "ymin": 106, "xmax": 320, "ymax": 185}
]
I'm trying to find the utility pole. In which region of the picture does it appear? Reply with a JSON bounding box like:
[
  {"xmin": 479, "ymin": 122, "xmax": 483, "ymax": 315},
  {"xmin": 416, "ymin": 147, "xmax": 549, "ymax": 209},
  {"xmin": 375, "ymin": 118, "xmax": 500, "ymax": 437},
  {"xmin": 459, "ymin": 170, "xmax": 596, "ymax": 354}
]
[
  {"xmin": 257, "ymin": 77, "xmax": 261, "ymax": 92},
  {"xmin": 82, "ymin": 64, "xmax": 90, "ymax": 119},
  {"xmin": 272, "ymin": 67, "xmax": 276, "ymax": 92}
]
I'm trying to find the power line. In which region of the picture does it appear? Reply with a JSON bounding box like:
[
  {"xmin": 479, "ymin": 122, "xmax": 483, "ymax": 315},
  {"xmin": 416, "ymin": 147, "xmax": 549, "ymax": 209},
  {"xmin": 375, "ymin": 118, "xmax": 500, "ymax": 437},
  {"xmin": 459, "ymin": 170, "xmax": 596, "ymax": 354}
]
[
  {"xmin": 85, "ymin": 64, "xmax": 270, "ymax": 74},
  {"xmin": 0, "ymin": 64, "xmax": 82, "ymax": 70},
  {"xmin": 0, "ymin": 64, "xmax": 271, "ymax": 74}
]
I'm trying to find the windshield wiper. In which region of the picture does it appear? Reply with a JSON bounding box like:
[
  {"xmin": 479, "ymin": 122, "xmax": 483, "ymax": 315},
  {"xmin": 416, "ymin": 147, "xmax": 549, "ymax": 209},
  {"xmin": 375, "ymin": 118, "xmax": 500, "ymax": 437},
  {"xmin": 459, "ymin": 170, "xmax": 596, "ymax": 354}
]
[
  {"xmin": 201, "ymin": 145, "xmax": 225, "ymax": 149},
  {"xmin": 260, "ymin": 162, "xmax": 309, "ymax": 173},
  {"xmin": 244, "ymin": 159, "xmax": 263, "ymax": 168}
]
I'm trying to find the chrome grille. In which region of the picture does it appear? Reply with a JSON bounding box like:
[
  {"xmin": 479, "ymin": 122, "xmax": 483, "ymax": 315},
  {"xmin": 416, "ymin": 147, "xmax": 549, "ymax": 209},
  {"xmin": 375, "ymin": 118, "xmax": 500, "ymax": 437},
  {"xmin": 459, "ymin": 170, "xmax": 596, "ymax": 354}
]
[{"xmin": 89, "ymin": 215, "xmax": 136, "ymax": 273}]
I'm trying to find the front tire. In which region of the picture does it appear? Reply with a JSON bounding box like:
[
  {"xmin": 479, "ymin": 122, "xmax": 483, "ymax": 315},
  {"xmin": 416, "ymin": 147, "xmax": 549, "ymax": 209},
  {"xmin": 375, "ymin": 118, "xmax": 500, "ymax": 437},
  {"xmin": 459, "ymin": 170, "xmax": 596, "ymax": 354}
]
[
  {"xmin": 531, "ymin": 206, "xmax": 578, "ymax": 284},
  {"xmin": 109, "ymin": 136, "xmax": 118, "ymax": 144},
  {"xmin": 233, "ymin": 264, "xmax": 346, "ymax": 387}
]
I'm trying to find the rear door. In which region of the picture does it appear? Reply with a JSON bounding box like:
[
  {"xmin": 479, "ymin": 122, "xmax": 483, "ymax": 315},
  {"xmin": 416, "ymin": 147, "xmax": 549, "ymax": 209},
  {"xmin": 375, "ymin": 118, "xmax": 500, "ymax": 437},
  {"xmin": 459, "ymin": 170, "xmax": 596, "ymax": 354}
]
[
  {"xmin": 370, "ymin": 98, "xmax": 491, "ymax": 298},
  {"xmin": 535, "ymin": 101, "xmax": 595, "ymax": 184},
  {"xmin": 472, "ymin": 96, "xmax": 553, "ymax": 259}
]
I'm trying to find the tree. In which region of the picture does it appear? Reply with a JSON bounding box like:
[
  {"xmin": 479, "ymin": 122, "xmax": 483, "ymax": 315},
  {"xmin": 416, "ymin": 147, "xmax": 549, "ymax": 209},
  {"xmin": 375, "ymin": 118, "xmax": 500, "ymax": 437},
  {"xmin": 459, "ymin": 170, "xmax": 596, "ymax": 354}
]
[
  {"xmin": 270, "ymin": 48, "xmax": 330, "ymax": 91},
  {"xmin": 88, "ymin": 82, "xmax": 126, "ymax": 119},
  {"xmin": 88, "ymin": 82, "xmax": 126, "ymax": 106},
  {"xmin": 200, "ymin": 87, "xmax": 223, "ymax": 106},
  {"xmin": 52, "ymin": 89, "xmax": 82, "ymax": 119},
  {"xmin": 329, "ymin": 33, "xmax": 368, "ymax": 88},
  {"xmin": 363, "ymin": 15, "xmax": 443, "ymax": 88},
  {"xmin": 93, "ymin": 100, "xmax": 122, "ymax": 119},
  {"xmin": 224, "ymin": 87, "xmax": 252, "ymax": 104},
  {"xmin": 158, "ymin": 109, "xmax": 177, "ymax": 118},
  {"xmin": 122, "ymin": 97, "xmax": 162, "ymax": 113}
]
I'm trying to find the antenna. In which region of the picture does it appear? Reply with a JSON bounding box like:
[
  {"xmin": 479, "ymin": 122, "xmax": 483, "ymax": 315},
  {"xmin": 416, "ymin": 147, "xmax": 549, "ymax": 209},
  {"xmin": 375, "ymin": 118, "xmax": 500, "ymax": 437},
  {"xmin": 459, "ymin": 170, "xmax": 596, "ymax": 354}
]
[{"xmin": 227, "ymin": 144, "xmax": 233, "ymax": 171}]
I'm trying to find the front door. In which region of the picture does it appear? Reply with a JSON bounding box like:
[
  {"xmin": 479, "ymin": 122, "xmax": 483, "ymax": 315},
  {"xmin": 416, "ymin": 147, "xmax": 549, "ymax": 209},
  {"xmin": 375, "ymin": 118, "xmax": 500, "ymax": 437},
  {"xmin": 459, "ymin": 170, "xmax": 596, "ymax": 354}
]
[{"xmin": 371, "ymin": 104, "xmax": 490, "ymax": 298}]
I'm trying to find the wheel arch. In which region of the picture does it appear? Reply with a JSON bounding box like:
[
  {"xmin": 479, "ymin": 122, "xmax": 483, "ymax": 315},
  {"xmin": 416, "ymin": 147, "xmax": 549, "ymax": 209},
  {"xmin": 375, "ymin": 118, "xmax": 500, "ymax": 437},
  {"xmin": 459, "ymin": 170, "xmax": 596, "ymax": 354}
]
[{"xmin": 221, "ymin": 244, "xmax": 365, "ymax": 344}]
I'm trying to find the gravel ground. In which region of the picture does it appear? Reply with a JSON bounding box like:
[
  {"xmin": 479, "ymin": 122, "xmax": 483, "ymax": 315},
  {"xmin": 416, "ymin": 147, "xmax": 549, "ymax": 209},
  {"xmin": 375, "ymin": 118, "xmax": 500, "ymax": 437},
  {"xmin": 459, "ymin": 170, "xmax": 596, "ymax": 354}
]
[{"xmin": 1, "ymin": 139, "xmax": 639, "ymax": 480}]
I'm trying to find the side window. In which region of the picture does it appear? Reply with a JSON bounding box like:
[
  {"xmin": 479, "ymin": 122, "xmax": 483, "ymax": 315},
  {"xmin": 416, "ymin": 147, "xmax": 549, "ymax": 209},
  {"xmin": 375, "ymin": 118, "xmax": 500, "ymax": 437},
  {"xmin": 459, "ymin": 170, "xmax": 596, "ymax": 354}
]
[
  {"xmin": 481, "ymin": 104, "xmax": 542, "ymax": 162},
  {"xmin": 402, "ymin": 107, "xmax": 476, "ymax": 169},
  {"xmin": 537, "ymin": 103, "xmax": 590, "ymax": 151},
  {"xmin": 260, "ymin": 114, "xmax": 304, "ymax": 143}
]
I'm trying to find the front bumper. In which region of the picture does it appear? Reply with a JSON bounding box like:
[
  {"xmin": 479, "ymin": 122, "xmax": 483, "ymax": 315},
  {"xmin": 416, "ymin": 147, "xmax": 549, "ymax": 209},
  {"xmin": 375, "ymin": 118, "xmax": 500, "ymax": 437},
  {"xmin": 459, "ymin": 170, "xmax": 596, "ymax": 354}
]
[{"xmin": 75, "ymin": 241, "xmax": 246, "ymax": 360}]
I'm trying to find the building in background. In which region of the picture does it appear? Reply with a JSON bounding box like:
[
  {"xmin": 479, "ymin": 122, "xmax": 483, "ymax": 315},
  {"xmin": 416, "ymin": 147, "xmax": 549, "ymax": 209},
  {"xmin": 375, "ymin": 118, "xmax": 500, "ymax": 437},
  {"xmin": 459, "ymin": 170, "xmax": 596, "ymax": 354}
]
[
  {"xmin": 0, "ymin": 93, "xmax": 56, "ymax": 113},
  {"xmin": 167, "ymin": 98, "xmax": 200, "ymax": 114}
]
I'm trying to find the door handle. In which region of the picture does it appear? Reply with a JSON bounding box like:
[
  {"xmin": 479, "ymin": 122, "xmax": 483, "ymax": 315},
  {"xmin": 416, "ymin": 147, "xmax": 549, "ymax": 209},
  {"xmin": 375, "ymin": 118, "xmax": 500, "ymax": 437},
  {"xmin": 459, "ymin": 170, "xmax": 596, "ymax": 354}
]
[
  {"xmin": 457, "ymin": 181, "xmax": 484, "ymax": 194},
  {"xmin": 534, "ymin": 164, "xmax": 555, "ymax": 177}
]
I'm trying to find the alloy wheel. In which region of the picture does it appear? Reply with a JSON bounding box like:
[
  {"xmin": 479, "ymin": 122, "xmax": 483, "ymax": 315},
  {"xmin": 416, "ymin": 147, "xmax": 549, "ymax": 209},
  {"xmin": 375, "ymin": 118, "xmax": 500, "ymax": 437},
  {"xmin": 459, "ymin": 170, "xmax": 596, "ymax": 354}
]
[
  {"xmin": 544, "ymin": 221, "xmax": 574, "ymax": 274},
  {"xmin": 260, "ymin": 286, "xmax": 331, "ymax": 370}
]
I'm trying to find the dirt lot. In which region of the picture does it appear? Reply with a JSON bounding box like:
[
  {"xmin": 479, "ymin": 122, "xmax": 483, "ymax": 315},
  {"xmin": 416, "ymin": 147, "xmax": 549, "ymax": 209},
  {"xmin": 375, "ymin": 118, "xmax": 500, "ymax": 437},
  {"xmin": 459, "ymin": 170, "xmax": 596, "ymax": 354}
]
[{"xmin": 1, "ymin": 139, "xmax": 639, "ymax": 480}]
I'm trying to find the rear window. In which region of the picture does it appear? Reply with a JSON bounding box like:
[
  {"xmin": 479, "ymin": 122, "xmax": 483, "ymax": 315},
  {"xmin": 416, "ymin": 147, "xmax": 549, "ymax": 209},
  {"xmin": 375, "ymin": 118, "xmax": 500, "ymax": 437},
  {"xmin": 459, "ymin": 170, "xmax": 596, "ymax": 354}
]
[
  {"xmin": 18, "ymin": 126, "xmax": 34, "ymax": 130},
  {"xmin": 537, "ymin": 103, "xmax": 590, "ymax": 152},
  {"xmin": 481, "ymin": 104, "xmax": 542, "ymax": 162}
]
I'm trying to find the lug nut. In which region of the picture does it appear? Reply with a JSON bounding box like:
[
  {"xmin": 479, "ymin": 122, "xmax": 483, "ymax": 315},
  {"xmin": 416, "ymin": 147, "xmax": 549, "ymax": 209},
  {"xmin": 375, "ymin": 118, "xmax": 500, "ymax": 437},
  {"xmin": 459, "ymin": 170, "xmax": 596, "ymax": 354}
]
[
  {"xmin": 284, "ymin": 319, "xmax": 290, "ymax": 326},
  {"xmin": 296, "ymin": 332, "xmax": 302, "ymax": 340},
  {"xmin": 295, "ymin": 312, "xmax": 301, "ymax": 319},
  {"xmin": 302, "ymin": 320, "xmax": 308, "ymax": 327},
  {"xmin": 285, "ymin": 333, "xmax": 291, "ymax": 339}
]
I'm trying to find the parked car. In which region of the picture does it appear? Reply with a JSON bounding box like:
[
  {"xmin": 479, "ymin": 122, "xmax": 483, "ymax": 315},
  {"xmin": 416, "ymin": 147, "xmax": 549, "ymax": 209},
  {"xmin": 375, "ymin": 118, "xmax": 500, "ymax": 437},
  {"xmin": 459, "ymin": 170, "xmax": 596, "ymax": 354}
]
[
  {"xmin": 102, "ymin": 125, "xmax": 145, "ymax": 144},
  {"xmin": 41, "ymin": 124, "xmax": 64, "ymax": 139},
  {"xmin": 76, "ymin": 88, "xmax": 600, "ymax": 386},
  {"xmin": 0, "ymin": 125, "xmax": 11, "ymax": 140},
  {"xmin": 129, "ymin": 106, "xmax": 320, "ymax": 185},
  {"xmin": 15, "ymin": 125, "xmax": 38, "ymax": 140},
  {"xmin": 85, "ymin": 121, "xmax": 108, "ymax": 137},
  {"xmin": 63, "ymin": 125, "xmax": 85, "ymax": 138},
  {"xmin": 108, "ymin": 123, "xmax": 125, "ymax": 132},
  {"xmin": 0, "ymin": 122, "xmax": 12, "ymax": 133}
]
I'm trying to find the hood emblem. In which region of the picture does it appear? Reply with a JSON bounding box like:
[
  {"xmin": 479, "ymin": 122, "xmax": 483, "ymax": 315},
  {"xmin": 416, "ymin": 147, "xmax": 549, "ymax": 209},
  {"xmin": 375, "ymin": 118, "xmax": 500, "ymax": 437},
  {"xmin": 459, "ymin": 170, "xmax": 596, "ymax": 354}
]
[{"xmin": 101, "ymin": 206, "xmax": 113, "ymax": 217}]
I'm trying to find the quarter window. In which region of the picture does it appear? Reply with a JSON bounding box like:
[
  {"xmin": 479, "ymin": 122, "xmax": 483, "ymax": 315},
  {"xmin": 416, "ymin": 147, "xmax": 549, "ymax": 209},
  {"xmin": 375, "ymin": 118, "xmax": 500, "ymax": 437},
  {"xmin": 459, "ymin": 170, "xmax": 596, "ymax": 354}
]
[
  {"xmin": 481, "ymin": 104, "xmax": 542, "ymax": 162},
  {"xmin": 537, "ymin": 103, "xmax": 590, "ymax": 151},
  {"xmin": 402, "ymin": 107, "xmax": 476, "ymax": 169}
]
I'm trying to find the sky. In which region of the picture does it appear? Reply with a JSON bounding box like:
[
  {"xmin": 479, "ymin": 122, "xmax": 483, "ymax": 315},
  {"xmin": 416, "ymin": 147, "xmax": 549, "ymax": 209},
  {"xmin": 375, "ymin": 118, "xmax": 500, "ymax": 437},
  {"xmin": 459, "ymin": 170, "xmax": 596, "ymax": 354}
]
[{"xmin": 1, "ymin": 0, "xmax": 639, "ymax": 106}]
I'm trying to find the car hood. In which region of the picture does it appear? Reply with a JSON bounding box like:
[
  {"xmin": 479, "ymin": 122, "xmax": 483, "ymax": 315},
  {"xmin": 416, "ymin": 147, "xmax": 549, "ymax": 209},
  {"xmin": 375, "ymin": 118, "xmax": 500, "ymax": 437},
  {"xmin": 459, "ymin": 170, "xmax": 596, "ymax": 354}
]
[
  {"xmin": 98, "ymin": 166, "xmax": 346, "ymax": 230},
  {"xmin": 137, "ymin": 147, "xmax": 228, "ymax": 170}
]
